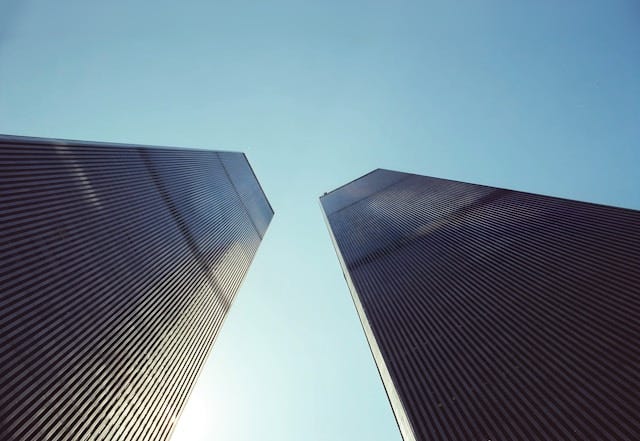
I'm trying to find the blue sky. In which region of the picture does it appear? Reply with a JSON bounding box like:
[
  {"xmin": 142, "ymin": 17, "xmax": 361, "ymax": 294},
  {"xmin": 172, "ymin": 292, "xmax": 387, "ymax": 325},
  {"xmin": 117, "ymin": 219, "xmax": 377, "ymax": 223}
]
[{"xmin": 1, "ymin": 1, "xmax": 638, "ymax": 440}]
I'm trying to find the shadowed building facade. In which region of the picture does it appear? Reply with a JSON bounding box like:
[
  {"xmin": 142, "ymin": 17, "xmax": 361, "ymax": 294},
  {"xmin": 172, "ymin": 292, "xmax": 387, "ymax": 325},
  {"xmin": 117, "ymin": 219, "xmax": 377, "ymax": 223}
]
[
  {"xmin": 320, "ymin": 169, "xmax": 640, "ymax": 441},
  {"xmin": 0, "ymin": 135, "xmax": 273, "ymax": 441}
]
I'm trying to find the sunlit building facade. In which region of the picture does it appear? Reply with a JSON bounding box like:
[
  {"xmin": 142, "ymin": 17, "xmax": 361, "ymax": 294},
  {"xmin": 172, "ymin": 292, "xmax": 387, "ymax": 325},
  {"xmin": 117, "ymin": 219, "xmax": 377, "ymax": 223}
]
[
  {"xmin": 321, "ymin": 169, "xmax": 640, "ymax": 441},
  {"xmin": 0, "ymin": 135, "xmax": 273, "ymax": 441}
]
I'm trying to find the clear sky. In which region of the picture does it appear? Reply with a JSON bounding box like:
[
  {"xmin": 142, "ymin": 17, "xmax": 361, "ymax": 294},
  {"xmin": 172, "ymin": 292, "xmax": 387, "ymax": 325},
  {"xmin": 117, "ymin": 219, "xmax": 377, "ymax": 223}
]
[{"xmin": 1, "ymin": 1, "xmax": 639, "ymax": 440}]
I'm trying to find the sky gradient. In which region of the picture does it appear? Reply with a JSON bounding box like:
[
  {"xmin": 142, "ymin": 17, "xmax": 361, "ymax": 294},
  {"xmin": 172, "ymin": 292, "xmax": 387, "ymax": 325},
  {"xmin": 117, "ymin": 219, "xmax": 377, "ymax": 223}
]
[{"xmin": 1, "ymin": 1, "xmax": 639, "ymax": 440}]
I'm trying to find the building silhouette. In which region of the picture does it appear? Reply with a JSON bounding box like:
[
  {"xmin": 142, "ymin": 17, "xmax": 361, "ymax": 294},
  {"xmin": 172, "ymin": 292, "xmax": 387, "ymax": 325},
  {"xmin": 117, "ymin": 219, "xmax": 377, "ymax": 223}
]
[
  {"xmin": 0, "ymin": 135, "xmax": 273, "ymax": 441},
  {"xmin": 321, "ymin": 169, "xmax": 640, "ymax": 441}
]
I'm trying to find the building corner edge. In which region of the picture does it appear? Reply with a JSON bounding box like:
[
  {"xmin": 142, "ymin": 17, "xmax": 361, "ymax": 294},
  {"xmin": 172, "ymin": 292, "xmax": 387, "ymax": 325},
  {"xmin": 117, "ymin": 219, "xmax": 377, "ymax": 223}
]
[{"xmin": 318, "ymin": 199, "xmax": 418, "ymax": 441}]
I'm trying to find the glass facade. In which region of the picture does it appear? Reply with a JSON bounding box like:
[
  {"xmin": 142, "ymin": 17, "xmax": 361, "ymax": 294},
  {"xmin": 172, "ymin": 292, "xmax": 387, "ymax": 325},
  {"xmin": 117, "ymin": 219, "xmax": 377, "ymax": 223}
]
[
  {"xmin": 0, "ymin": 135, "xmax": 273, "ymax": 441},
  {"xmin": 321, "ymin": 169, "xmax": 640, "ymax": 441}
]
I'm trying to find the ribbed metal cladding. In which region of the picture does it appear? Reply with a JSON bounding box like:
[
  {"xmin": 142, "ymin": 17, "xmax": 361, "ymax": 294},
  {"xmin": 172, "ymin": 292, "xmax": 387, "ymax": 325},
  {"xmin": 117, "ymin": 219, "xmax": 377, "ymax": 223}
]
[
  {"xmin": 0, "ymin": 135, "xmax": 273, "ymax": 441},
  {"xmin": 320, "ymin": 169, "xmax": 640, "ymax": 441}
]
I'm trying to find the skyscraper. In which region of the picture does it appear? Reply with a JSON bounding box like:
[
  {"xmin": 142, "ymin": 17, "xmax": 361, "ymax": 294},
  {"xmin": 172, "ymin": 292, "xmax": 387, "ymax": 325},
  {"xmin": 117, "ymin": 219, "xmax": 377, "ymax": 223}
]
[
  {"xmin": 320, "ymin": 169, "xmax": 640, "ymax": 441},
  {"xmin": 0, "ymin": 135, "xmax": 273, "ymax": 441}
]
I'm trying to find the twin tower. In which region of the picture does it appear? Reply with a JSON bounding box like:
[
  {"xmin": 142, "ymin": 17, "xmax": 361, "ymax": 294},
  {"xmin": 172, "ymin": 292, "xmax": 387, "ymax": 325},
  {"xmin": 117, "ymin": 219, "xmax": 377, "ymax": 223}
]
[{"xmin": 1, "ymin": 135, "xmax": 639, "ymax": 441}]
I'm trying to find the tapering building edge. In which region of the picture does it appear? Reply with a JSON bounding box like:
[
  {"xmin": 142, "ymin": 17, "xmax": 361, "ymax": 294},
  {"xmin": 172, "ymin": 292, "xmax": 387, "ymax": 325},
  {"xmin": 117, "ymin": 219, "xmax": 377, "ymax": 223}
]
[
  {"xmin": 319, "ymin": 200, "xmax": 417, "ymax": 441},
  {"xmin": 165, "ymin": 226, "xmax": 270, "ymax": 441}
]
